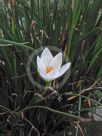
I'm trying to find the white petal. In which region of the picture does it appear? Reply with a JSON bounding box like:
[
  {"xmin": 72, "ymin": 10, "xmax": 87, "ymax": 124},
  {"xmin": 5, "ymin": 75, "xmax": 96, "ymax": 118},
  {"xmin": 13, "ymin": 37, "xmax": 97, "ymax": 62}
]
[
  {"xmin": 37, "ymin": 56, "xmax": 45, "ymax": 71},
  {"xmin": 47, "ymin": 71, "xmax": 59, "ymax": 80},
  {"xmin": 49, "ymin": 53, "xmax": 62, "ymax": 70},
  {"xmin": 37, "ymin": 59, "xmax": 53, "ymax": 81},
  {"xmin": 38, "ymin": 67, "xmax": 53, "ymax": 81},
  {"xmin": 58, "ymin": 63, "xmax": 71, "ymax": 77},
  {"xmin": 48, "ymin": 62, "xmax": 71, "ymax": 80},
  {"xmin": 38, "ymin": 68, "xmax": 48, "ymax": 80},
  {"xmin": 41, "ymin": 47, "xmax": 53, "ymax": 66}
]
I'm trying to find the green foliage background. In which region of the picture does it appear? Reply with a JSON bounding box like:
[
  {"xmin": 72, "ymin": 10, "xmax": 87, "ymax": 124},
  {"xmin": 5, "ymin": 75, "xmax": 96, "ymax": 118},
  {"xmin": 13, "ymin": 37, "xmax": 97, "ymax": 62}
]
[{"xmin": 0, "ymin": 0, "xmax": 102, "ymax": 135}]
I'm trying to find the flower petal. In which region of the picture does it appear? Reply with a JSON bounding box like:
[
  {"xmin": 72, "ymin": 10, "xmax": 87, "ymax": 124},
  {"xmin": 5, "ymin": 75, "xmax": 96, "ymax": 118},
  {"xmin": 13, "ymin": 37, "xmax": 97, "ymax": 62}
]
[
  {"xmin": 58, "ymin": 63, "xmax": 71, "ymax": 76},
  {"xmin": 47, "ymin": 71, "xmax": 59, "ymax": 80},
  {"xmin": 41, "ymin": 47, "xmax": 53, "ymax": 66},
  {"xmin": 38, "ymin": 68, "xmax": 49, "ymax": 80},
  {"xmin": 38, "ymin": 67, "xmax": 53, "ymax": 81},
  {"xmin": 37, "ymin": 56, "xmax": 45, "ymax": 71},
  {"xmin": 48, "ymin": 62, "xmax": 71, "ymax": 80},
  {"xmin": 37, "ymin": 57, "xmax": 52, "ymax": 81},
  {"xmin": 49, "ymin": 53, "xmax": 62, "ymax": 70}
]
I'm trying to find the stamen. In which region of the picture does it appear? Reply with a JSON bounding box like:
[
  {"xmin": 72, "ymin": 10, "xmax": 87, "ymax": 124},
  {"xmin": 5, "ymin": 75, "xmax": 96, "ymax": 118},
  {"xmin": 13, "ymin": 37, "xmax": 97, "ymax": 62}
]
[{"xmin": 45, "ymin": 66, "xmax": 54, "ymax": 74}]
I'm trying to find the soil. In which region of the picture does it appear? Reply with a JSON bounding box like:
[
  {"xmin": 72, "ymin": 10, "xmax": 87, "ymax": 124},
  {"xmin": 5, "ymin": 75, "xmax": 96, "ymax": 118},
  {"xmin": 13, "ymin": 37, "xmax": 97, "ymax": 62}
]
[
  {"xmin": 81, "ymin": 121, "xmax": 102, "ymax": 136},
  {"xmin": 53, "ymin": 121, "xmax": 102, "ymax": 136}
]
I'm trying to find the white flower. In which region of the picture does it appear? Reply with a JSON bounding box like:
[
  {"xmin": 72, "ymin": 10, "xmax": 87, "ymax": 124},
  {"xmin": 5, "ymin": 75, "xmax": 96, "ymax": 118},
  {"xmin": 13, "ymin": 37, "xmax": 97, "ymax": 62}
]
[{"xmin": 37, "ymin": 47, "xmax": 71, "ymax": 81}]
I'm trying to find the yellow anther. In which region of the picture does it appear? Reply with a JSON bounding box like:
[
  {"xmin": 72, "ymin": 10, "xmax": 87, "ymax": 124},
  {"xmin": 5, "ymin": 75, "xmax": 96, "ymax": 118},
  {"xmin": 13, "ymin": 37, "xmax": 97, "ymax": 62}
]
[{"xmin": 45, "ymin": 66, "xmax": 54, "ymax": 74}]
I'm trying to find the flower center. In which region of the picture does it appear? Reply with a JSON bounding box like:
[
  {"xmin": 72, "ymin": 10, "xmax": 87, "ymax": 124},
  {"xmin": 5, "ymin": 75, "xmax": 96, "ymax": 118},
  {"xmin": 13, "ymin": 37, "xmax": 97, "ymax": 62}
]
[{"xmin": 45, "ymin": 66, "xmax": 54, "ymax": 74}]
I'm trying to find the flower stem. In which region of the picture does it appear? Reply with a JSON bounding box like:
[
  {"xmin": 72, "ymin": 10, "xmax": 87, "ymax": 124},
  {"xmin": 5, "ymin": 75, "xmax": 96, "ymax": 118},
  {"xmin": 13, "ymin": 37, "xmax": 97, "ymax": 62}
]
[
  {"xmin": 42, "ymin": 81, "xmax": 51, "ymax": 96},
  {"xmin": 45, "ymin": 81, "xmax": 51, "ymax": 87}
]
